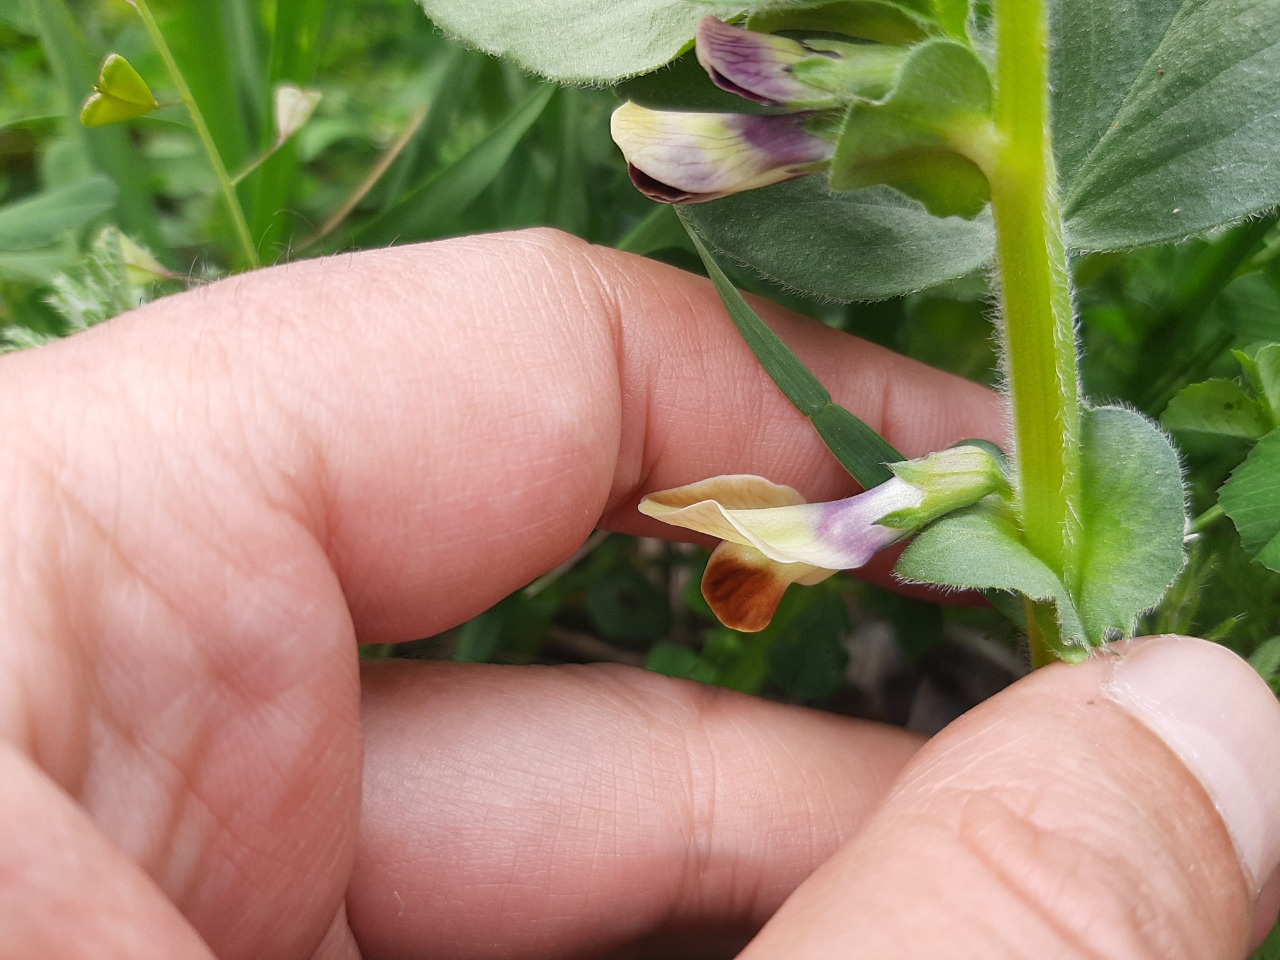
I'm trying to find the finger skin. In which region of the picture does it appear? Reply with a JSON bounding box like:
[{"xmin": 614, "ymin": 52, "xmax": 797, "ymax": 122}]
[
  {"xmin": 351, "ymin": 660, "xmax": 921, "ymax": 960},
  {"xmin": 737, "ymin": 641, "xmax": 1279, "ymax": 960},
  {"xmin": 0, "ymin": 742, "xmax": 216, "ymax": 959},
  {"xmin": 0, "ymin": 231, "xmax": 1000, "ymax": 959}
]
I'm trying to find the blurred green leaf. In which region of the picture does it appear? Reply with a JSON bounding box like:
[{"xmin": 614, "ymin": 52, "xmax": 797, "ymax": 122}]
[
  {"xmin": 1238, "ymin": 344, "xmax": 1280, "ymax": 422},
  {"xmin": 1220, "ymin": 428, "xmax": 1280, "ymax": 572},
  {"xmin": 767, "ymin": 589, "xmax": 849, "ymax": 701},
  {"xmin": 452, "ymin": 606, "xmax": 505, "ymax": 662},
  {"xmin": 646, "ymin": 642, "xmax": 719, "ymax": 684},
  {"xmin": 416, "ymin": 0, "xmax": 745, "ymax": 83},
  {"xmin": 0, "ymin": 174, "xmax": 117, "ymax": 251},
  {"xmin": 358, "ymin": 83, "xmax": 555, "ymax": 244},
  {"xmin": 585, "ymin": 568, "xmax": 671, "ymax": 642},
  {"xmin": 1055, "ymin": 0, "xmax": 1280, "ymax": 250},
  {"xmin": 1163, "ymin": 379, "xmax": 1272, "ymax": 441},
  {"xmin": 1249, "ymin": 635, "xmax": 1280, "ymax": 691}
]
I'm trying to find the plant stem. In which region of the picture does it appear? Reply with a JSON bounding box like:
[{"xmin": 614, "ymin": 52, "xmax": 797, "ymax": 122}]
[
  {"xmin": 126, "ymin": 0, "xmax": 260, "ymax": 269},
  {"xmin": 990, "ymin": 0, "xmax": 1081, "ymax": 666},
  {"xmin": 1189, "ymin": 504, "xmax": 1226, "ymax": 536}
]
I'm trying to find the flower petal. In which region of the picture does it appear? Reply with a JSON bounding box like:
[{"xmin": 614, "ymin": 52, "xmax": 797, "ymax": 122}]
[
  {"xmin": 702, "ymin": 541, "xmax": 834, "ymax": 632},
  {"xmin": 639, "ymin": 475, "xmax": 808, "ymax": 542},
  {"xmin": 640, "ymin": 474, "xmax": 924, "ymax": 570},
  {"xmin": 610, "ymin": 101, "xmax": 834, "ymax": 204},
  {"xmin": 695, "ymin": 16, "xmax": 835, "ymax": 107}
]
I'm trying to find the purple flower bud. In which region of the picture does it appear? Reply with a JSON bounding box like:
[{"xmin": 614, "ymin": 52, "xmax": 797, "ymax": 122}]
[{"xmin": 695, "ymin": 15, "xmax": 838, "ymax": 107}]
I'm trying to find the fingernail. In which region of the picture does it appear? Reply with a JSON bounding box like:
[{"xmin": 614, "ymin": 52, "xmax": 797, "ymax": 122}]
[{"xmin": 1104, "ymin": 635, "xmax": 1280, "ymax": 891}]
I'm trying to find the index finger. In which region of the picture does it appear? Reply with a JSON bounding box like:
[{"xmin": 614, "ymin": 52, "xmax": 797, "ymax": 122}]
[{"xmin": 3, "ymin": 229, "xmax": 1003, "ymax": 644}]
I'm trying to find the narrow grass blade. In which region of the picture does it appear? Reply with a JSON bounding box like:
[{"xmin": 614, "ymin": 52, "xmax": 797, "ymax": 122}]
[
  {"xmin": 251, "ymin": 0, "xmax": 332, "ymax": 253},
  {"xmin": 679, "ymin": 210, "xmax": 901, "ymax": 487},
  {"xmin": 357, "ymin": 83, "xmax": 555, "ymax": 245}
]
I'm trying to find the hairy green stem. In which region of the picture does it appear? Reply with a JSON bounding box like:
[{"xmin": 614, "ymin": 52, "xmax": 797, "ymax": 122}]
[
  {"xmin": 127, "ymin": 0, "xmax": 260, "ymax": 268},
  {"xmin": 990, "ymin": 0, "xmax": 1080, "ymax": 667}
]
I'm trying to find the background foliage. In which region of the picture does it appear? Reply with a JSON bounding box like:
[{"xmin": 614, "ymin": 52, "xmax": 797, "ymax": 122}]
[
  {"xmin": 3, "ymin": 8, "xmax": 1280, "ymax": 950},
  {"xmin": 5, "ymin": 0, "xmax": 1280, "ymax": 701}
]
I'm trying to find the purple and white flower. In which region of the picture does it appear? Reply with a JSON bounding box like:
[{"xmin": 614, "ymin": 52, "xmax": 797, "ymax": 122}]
[
  {"xmin": 610, "ymin": 102, "xmax": 834, "ymax": 203},
  {"xmin": 639, "ymin": 446, "xmax": 1005, "ymax": 631}
]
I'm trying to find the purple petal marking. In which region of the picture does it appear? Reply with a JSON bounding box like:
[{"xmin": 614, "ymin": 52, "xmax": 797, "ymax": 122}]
[
  {"xmin": 696, "ymin": 16, "xmax": 832, "ymax": 106},
  {"xmin": 813, "ymin": 479, "xmax": 924, "ymax": 566},
  {"xmin": 736, "ymin": 112, "xmax": 832, "ymax": 168},
  {"xmin": 612, "ymin": 102, "xmax": 833, "ymax": 204}
]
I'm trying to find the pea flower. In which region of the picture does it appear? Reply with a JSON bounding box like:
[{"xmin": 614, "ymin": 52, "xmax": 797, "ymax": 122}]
[
  {"xmin": 610, "ymin": 102, "xmax": 834, "ymax": 203},
  {"xmin": 611, "ymin": 16, "xmax": 905, "ymax": 204},
  {"xmin": 639, "ymin": 445, "xmax": 1005, "ymax": 631}
]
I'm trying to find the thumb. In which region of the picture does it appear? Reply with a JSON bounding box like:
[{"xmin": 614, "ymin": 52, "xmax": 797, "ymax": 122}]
[{"xmin": 741, "ymin": 636, "xmax": 1280, "ymax": 960}]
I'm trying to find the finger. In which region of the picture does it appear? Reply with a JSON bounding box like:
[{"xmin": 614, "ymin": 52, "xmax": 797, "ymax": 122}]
[
  {"xmin": 738, "ymin": 636, "xmax": 1280, "ymax": 960},
  {"xmin": 0, "ymin": 742, "xmax": 216, "ymax": 960},
  {"xmin": 347, "ymin": 660, "xmax": 923, "ymax": 959},
  {"xmin": 2, "ymin": 230, "xmax": 1002, "ymax": 645}
]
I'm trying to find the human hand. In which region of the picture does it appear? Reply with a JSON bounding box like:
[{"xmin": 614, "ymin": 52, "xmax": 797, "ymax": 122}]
[{"xmin": 1, "ymin": 230, "xmax": 1277, "ymax": 960}]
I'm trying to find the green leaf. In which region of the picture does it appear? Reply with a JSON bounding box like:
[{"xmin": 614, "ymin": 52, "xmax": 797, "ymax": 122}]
[
  {"xmin": 1220, "ymin": 427, "xmax": 1280, "ymax": 572},
  {"xmin": 585, "ymin": 568, "xmax": 672, "ymax": 642},
  {"xmin": 684, "ymin": 177, "xmax": 995, "ymax": 300},
  {"xmin": 1239, "ymin": 344, "xmax": 1280, "ymax": 423},
  {"xmin": 767, "ymin": 588, "xmax": 850, "ymax": 701},
  {"xmin": 1162, "ymin": 379, "xmax": 1273, "ymax": 441},
  {"xmin": 0, "ymin": 175, "xmax": 118, "ymax": 252},
  {"xmin": 680, "ymin": 212, "xmax": 902, "ymax": 486},
  {"xmin": 895, "ymin": 498, "xmax": 1090, "ymax": 658},
  {"xmin": 1056, "ymin": 0, "xmax": 1280, "ymax": 250},
  {"xmin": 898, "ymin": 407, "xmax": 1186, "ymax": 658},
  {"xmin": 1075, "ymin": 406, "xmax": 1187, "ymax": 643},
  {"xmin": 831, "ymin": 39, "xmax": 993, "ymax": 219},
  {"xmin": 646, "ymin": 642, "xmax": 720, "ymax": 684},
  {"xmin": 416, "ymin": 0, "xmax": 746, "ymax": 83},
  {"xmin": 80, "ymin": 54, "xmax": 158, "ymax": 128},
  {"xmin": 1249, "ymin": 635, "xmax": 1280, "ymax": 692}
]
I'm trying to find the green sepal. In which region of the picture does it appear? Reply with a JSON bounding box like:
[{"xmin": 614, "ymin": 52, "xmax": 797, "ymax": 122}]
[
  {"xmin": 678, "ymin": 209, "xmax": 903, "ymax": 487},
  {"xmin": 897, "ymin": 407, "xmax": 1186, "ymax": 660},
  {"xmin": 80, "ymin": 54, "xmax": 158, "ymax": 127},
  {"xmin": 747, "ymin": 0, "xmax": 969, "ymax": 45},
  {"xmin": 1162, "ymin": 379, "xmax": 1273, "ymax": 441},
  {"xmin": 830, "ymin": 39, "xmax": 995, "ymax": 219},
  {"xmin": 880, "ymin": 443, "xmax": 1008, "ymax": 528},
  {"xmin": 788, "ymin": 42, "xmax": 908, "ymax": 105},
  {"xmin": 1219, "ymin": 427, "xmax": 1280, "ymax": 573}
]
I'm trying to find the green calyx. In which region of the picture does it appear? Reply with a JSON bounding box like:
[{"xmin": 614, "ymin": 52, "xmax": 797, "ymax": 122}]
[{"xmin": 880, "ymin": 443, "xmax": 1008, "ymax": 529}]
